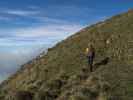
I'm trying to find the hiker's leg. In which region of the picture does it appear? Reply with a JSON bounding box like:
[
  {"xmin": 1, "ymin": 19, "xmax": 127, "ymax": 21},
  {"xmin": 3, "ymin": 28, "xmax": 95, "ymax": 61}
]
[
  {"xmin": 88, "ymin": 56, "xmax": 91, "ymax": 67},
  {"xmin": 88, "ymin": 56, "xmax": 92, "ymax": 72},
  {"xmin": 89, "ymin": 56, "xmax": 93, "ymax": 72},
  {"xmin": 90, "ymin": 64, "xmax": 93, "ymax": 72}
]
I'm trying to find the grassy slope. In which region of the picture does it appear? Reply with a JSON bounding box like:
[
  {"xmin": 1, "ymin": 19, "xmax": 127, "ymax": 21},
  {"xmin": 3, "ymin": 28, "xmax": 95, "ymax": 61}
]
[{"xmin": 0, "ymin": 9, "xmax": 133, "ymax": 100}]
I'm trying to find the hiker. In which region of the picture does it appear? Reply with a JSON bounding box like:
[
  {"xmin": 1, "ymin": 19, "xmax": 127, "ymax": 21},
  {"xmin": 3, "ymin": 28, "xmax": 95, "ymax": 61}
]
[{"xmin": 85, "ymin": 44, "xmax": 95, "ymax": 72}]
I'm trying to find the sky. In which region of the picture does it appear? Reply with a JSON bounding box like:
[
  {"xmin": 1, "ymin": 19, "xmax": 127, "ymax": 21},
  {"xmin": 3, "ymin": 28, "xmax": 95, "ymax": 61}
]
[{"xmin": 0, "ymin": 0, "xmax": 132, "ymax": 82}]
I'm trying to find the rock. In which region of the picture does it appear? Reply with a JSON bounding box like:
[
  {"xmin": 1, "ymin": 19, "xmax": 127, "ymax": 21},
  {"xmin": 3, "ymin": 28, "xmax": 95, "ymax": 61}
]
[
  {"xmin": 106, "ymin": 39, "xmax": 111, "ymax": 45},
  {"xmin": 15, "ymin": 91, "xmax": 34, "ymax": 100}
]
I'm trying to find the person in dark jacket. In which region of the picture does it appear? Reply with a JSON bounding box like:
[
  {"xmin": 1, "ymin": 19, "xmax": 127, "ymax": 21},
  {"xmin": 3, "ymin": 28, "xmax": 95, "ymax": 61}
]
[{"xmin": 85, "ymin": 44, "xmax": 95, "ymax": 72}]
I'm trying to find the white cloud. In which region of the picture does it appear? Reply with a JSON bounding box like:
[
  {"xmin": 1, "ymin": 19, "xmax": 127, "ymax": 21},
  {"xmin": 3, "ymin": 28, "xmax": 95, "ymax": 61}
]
[
  {"xmin": 2, "ymin": 23, "xmax": 84, "ymax": 39},
  {"xmin": 34, "ymin": 16, "xmax": 70, "ymax": 24},
  {"xmin": 0, "ymin": 5, "xmax": 94, "ymax": 21},
  {"xmin": 5, "ymin": 9, "xmax": 40, "ymax": 16},
  {"xmin": 0, "ymin": 8, "xmax": 41, "ymax": 21},
  {"xmin": 0, "ymin": 44, "xmax": 47, "ymax": 82},
  {"xmin": 18, "ymin": 24, "xmax": 82, "ymax": 37}
]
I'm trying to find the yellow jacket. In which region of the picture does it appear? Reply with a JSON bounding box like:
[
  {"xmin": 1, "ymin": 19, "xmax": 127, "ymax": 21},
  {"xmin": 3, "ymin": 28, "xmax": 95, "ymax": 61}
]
[
  {"xmin": 85, "ymin": 47, "xmax": 94, "ymax": 56},
  {"xmin": 85, "ymin": 48, "xmax": 89, "ymax": 55}
]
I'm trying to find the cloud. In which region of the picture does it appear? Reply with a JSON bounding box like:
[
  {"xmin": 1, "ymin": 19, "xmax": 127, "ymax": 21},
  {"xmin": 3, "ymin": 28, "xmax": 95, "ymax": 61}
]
[
  {"xmin": 0, "ymin": 38, "xmax": 42, "ymax": 82},
  {"xmin": 5, "ymin": 10, "xmax": 40, "ymax": 16},
  {"xmin": 0, "ymin": 42, "xmax": 47, "ymax": 82},
  {"xmin": 0, "ymin": 5, "xmax": 94, "ymax": 22},
  {"xmin": 0, "ymin": 7, "xmax": 41, "ymax": 21},
  {"xmin": 0, "ymin": 23, "xmax": 84, "ymax": 40},
  {"xmin": 15, "ymin": 24, "xmax": 83, "ymax": 38}
]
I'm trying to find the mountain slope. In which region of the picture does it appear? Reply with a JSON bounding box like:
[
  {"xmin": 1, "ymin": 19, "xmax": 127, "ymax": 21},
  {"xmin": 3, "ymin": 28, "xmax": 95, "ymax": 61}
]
[{"xmin": 0, "ymin": 9, "xmax": 133, "ymax": 100}]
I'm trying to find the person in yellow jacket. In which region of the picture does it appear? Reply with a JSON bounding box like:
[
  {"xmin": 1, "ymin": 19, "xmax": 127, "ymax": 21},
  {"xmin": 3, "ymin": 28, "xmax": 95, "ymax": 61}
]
[{"xmin": 85, "ymin": 44, "xmax": 95, "ymax": 72}]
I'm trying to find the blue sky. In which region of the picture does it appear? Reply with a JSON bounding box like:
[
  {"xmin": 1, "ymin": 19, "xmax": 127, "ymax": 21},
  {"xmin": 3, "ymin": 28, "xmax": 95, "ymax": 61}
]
[{"xmin": 0, "ymin": 0, "xmax": 132, "ymax": 82}]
